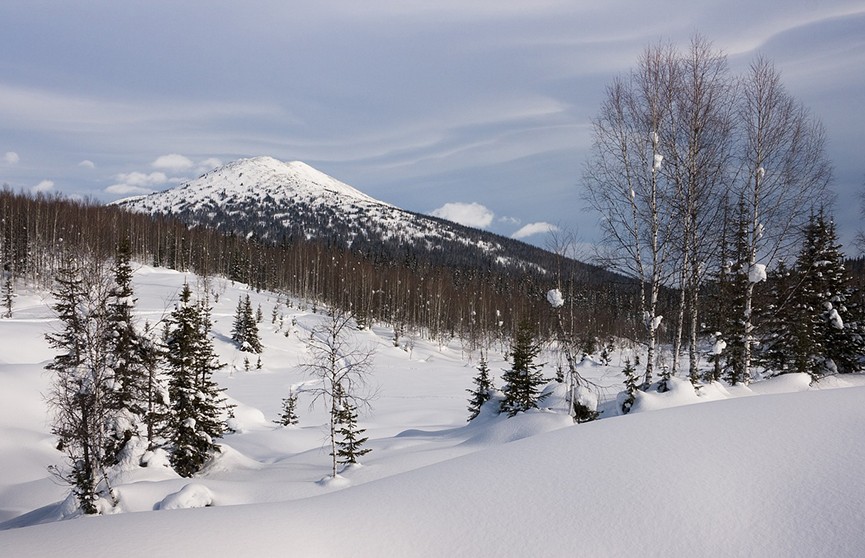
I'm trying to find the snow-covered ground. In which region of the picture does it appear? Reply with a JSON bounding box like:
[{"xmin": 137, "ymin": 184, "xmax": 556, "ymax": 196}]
[{"xmin": 1, "ymin": 265, "xmax": 864, "ymax": 557}]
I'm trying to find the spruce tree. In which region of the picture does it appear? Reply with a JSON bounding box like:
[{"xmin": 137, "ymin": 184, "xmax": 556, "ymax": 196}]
[
  {"xmin": 231, "ymin": 294, "xmax": 262, "ymax": 353},
  {"xmin": 274, "ymin": 389, "xmax": 299, "ymax": 426},
  {"xmin": 775, "ymin": 213, "xmax": 865, "ymax": 379},
  {"xmin": 466, "ymin": 355, "xmax": 494, "ymax": 421},
  {"xmin": 1, "ymin": 269, "xmax": 13, "ymax": 318},
  {"xmin": 103, "ymin": 240, "xmax": 149, "ymax": 463},
  {"xmin": 499, "ymin": 321, "xmax": 547, "ymax": 417},
  {"xmin": 620, "ymin": 359, "xmax": 638, "ymax": 414},
  {"xmin": 164, "ymin": 283, "xmax": 228, "ymax": 477},
  {"xmin": 334, "ymin": 390, "xmax": 371, "ymax": 466}
]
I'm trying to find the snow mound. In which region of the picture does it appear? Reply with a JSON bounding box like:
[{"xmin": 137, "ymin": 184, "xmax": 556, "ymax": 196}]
[
  {"xmin": 157, "ymin": 484, "xmax": 214, "ymax": 510},
  {"xmin": 461, "ymin": 410, "xmax": 572, "ymax": 446}
]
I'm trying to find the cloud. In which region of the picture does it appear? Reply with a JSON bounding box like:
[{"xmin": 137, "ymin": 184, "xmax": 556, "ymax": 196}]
[
  {"xmin": 197, "ymin": 157, "xmax": 223, "ymax": 173},
  {"xmin": 106, "ymin": 170, "xmax": 169, "ymax": 196},
  {"xmin": 105, "ymin": 184, "xmax": 155, "ymax": 195},
  {"xmin": 152, "ymin": 153, "xmax": 194, "ymax": 171},
  {"xmin": 78, "ymin": 159, "xmax": 96, "ymax": 169},
  {"xmin": 31, "ymin": 180, "xmax": 54, "ymax": 193},
  {"xmin": 430, "ymin": 202, "xmax": 495, "ymax": 229},
  {"xmin": 3, "ymin": 151, "xmax": 19, "ymax": 165},
  {"xmin": 511, "ymin": 222, "xmax": 559, "ymax": 239}
]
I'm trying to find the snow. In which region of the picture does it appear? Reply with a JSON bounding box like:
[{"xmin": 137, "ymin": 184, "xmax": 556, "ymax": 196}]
[
  {"xmin": 652, "ymin": 152, "xmax": 663, "ymax": 170},
  {"xmin": 546, "ymin": 288, "xmax": 564, "ymax": 308},
  {"xmin": 2, "ymin": 266, "xmax": 865, "ymax": 556},
  {"xmin": 749, "ymin": 263, "xmax": 767, "ymax": 283},
  {"xmin": 157, "ymin": 484, "xmax": 214, "ymax": 510}
]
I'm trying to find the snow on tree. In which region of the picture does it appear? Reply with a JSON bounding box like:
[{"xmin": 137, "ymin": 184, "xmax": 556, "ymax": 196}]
[
  {"xmin": 499, "ymin": 321, "xmax": 548, "ymax": 417},
  {"xmin": 163, "ymin": 283, "xmax": 229, "ymax": 477},
  {"xmin": 45, "ymin": 256, "xmax": 117, "ymax": 514},
  {"xmin": 748, "ymin": 264, "xmax": 767, "ymax": 284},
  {"xmin": 231, "ymin": 294, "xmax": 262, "ymax": 354},
  {"xmin": 546, "ymin": 288, "xmax": 564, "ymax": 308},
  {"xmin": 759, "ymin": 213, "xmax": 865, "ymax": 379},
  {"xmin": 619, "ymin": 359, "xmax": 639, "ymax": 414},
  {"xmin": 466, "ymin": 355, "xmax": 494, "ymax": 421},
  {"xmin": 103, "ymin": 240, "xmax": 153, "ymax": 464}
]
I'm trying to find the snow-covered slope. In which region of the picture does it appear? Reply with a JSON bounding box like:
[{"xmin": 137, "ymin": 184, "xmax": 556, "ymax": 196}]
[
  {"xmin": 112, "ymin": 156, "xmax": 559, "ymax": 273},
  {"xmin": 116, "ymin": 157, "xmax": 385, "ymax": 218},
  {"xmin": 3, "ymin": 266, "xmax": 865, "ymax": 556}
]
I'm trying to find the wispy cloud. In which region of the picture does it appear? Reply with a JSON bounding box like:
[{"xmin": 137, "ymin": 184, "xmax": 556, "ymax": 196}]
[
  {"xmin": 3, "ymin": 151, "xmax": 19, "ymax": 165},
  {"xmin": 78, "ymin": 159, "xmax": 96, "ymax": 169},
  {"xmin": 512, "ymin": 222, "xmax": 558, "ymax": 239}
]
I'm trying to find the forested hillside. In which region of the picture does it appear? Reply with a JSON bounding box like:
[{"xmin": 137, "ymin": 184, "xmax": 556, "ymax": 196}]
[{"xmin": 1, "ymin": 188, "xmax": 645, "ymax": 352}]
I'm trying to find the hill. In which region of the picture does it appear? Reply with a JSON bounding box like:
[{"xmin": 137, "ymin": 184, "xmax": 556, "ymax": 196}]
[{"xmin": 113, "ymin": 156, "xmax": 616, "ymax": 280}]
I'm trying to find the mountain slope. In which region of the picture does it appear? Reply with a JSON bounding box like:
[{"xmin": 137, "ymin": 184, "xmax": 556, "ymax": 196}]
[{"xmin": 113, "ymin": 156, "xmax": 610, "ymax": 280}]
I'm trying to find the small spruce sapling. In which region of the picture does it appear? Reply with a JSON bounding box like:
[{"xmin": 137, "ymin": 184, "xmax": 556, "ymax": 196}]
[
  {"xmin": 275, "ymin": 390, "xmax": 299, "ymax": 426},
  {"xmin": 466, "ymin": 356, "xmax": 494, "ymax": 421},
  {"xmin": 620, "ymin": 359, "xmax": 638, "ymax": 414}
]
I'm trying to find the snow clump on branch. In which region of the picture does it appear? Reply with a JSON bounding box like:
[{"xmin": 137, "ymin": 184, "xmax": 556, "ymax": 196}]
[{"xmin": 546, "ymin": 288, "xmax": 564, "ymax": 308}]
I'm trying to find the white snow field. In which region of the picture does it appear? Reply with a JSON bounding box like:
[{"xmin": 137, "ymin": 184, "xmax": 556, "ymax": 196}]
[{"xmin": 1, "ymin": 265, "xmax": 865, "ymax": 557}]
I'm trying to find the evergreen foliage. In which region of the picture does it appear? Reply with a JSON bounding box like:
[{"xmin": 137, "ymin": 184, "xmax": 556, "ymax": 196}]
[
  {"xmin": 499, "ymin": 321, "xmax": 547, "ymax": 417},
  {"xmin": 231, "ymin": 294, "xmax": 262, "ymax": 353},
  {"xmin": 759, "ymin": 213, "xmax": 865, "ymax": 379},
  {"xmin": 333, "ymin": 386, "xmax": 371, "ymax": 466},
  {"xmin": 275, "ymin": 390, "xmax": 299, "ymax": 426},
  {"xmin": 302, "ymin": 309, "xmax": 376, "ymax": 478},
  {"xmin": 466, "ymin": 356, "xmax": 494, "ymax": 421},
  {"xmin": 45, "ymin": 257, "xmax": 116, "ymax": 514},
  {"xmin": 2, "ymin": 270, "xmax": 13, "ymax": 318},
  {"xmin": 103, "ymin": 240, "xmax": 151, "ymax": 463},
  {"xmin": 164, "ymin": 283, "xmax": 228, "ymax": 477},
  {"xmin": 620, "ymin": 359, "xmax": 638, "ymax": 414}
]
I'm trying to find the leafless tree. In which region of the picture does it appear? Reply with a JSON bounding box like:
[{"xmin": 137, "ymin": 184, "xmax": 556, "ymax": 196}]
[
  {"xmin": 733, "ymin": 56, "xmax": 832, "ymax": 382},
  {"xmin": 663, "ymin": 35, "xmax": 736, "ymax": 380},
  {"xmin": 583, "ymin": 42, "xmax": 680, "ymax": 385},
  {"xmin": 301, "ymin": 308, "xmax": 376, "ymax": 478}
]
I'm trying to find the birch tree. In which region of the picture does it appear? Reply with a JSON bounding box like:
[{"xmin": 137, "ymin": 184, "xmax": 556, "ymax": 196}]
[
  {"xmin": 584, "ymin": 42, "xmax": 679, "ymax": 386},
  {"xmin": 733, "ymin": 57, "xmax": 832, "ymax": 383},
  {"xmin": 302, "ymin": 309, "xmax": 376, "ymax": 479}
]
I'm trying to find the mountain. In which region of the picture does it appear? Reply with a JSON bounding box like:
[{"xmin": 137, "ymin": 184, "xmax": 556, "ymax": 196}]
[{"xmin": 113, "ymin": 156, "xmax": 610, "ymax": 280}]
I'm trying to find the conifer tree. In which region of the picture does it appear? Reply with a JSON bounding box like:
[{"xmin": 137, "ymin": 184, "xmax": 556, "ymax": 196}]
[
  {"xmin": 620, "ymin": 359, "xmax": 638, "ymax": 414},
  {"xmin": 2, "ymin": 269, "xmax": 13, "ymax": 318},
  {"xmin": 274, "ymin": 389, "xmax": 299, "ymax": 427},
  {"xmin": 466, "ymin": 355, "xmax": 494, "ymax": 421},
  {"xmin": 231, "ymin": 294, "xmax": 262, "ymax": 353},
  {"xmin": 103, "ymin": 240, "xmax": 150, "ymax": 463},
  {"xmin": 762, "ymin": 213, "xmax": 865, "ymax": 379},
  {"xmin": 811, "ymin": 217, "xmax": 865, "ymax": 374},
  {"xmin": 45, "ymin": 257, "xmax": 116, "ymax": 514},
  {"xmin": 164, "ymin": 283, "xmax": 228, "ymax": 477},
  {"xmin": 499, "ymin": 321, "xmax": 547, "ymax": 417},
  {"xmin": 334, "ymin": 387, "xmax": 371, "ymax": 466}
]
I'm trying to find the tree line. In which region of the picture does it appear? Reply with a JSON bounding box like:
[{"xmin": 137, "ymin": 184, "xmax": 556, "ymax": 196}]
[{"xmin": 1, "ymin": 187, "xmax": 649, "ymax": 354}]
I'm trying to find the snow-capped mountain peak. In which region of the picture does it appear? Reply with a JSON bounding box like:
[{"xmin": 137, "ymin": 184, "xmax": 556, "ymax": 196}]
[
  {"xmin": 115, "ymin": 156, "xmax": 386, "ymax": 215},
  {"xmin": 113, "ymin": 156, "xmax": 581, "ymax": 275}
]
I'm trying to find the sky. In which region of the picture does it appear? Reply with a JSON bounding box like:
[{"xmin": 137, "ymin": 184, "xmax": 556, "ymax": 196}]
[{"xmin": 1, "ymin": 1, "xmax": 864, "ymax": 252}]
